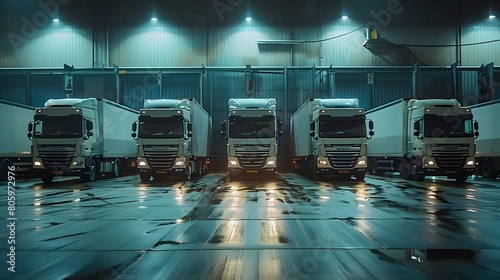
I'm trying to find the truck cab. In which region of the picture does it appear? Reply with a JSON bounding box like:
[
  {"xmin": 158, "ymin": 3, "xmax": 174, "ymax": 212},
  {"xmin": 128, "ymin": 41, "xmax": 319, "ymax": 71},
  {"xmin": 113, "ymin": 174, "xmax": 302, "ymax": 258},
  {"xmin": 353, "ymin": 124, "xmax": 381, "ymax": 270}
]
[
  {"xmin": 407, "ymin": 99, "xmax": 477, "ymax": 181},
  {"xmin": 29, "ymin": 98, "xmax": 97, "ymax": 183},
  {"xmin": 222, "ymin": 98, "xmax": 279, "ymax": 179},
  {"xmin": 309, "ymin": 99, "xmax": 373, "ymax": 180},
  {"xmin": 133, "ymin": 99, "xmax": 210, "ymax": 182}
]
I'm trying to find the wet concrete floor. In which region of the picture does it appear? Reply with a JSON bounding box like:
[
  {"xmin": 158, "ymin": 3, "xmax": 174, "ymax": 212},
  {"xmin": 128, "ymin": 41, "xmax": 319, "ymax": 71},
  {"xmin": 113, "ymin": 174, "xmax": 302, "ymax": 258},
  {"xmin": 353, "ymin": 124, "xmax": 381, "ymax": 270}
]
[{"xmin": 1, "ymin": 173, "xmax": 499, "ymax": 279}]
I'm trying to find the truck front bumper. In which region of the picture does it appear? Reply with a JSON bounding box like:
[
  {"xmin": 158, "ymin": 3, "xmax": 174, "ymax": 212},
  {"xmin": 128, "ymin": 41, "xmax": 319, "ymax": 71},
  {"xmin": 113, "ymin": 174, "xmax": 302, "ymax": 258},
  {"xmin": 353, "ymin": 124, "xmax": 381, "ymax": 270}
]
[
  {"xmin": 422, "ymin": 156, "xmax": 476, "ymax": 176},
  {"xmin": 228, "ymin": 168, "xmax": 276, "ymax": 176}
]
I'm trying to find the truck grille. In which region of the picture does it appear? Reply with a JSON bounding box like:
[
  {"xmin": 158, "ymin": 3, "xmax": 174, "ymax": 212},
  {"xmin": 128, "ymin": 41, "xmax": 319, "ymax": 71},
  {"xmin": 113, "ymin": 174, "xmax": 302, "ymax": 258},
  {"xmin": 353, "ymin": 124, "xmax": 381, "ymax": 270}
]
[
  {"xmin": 431, "ymin": 144, "xmax": 468, "ymax": 168},
  {"xmin": 235, "ymin": 145, "xmax": 269, "ymax": 169},
  {"xmin": 143, "ymin": 145, "xmax": 178, "ymax": 169},
  {"xmin": 325, "ymin": 145, "xmax": 361, "ymax": 169},
  {"xmin": 38, "ymin": 145, "xmax": 75, "ymax": 170}
]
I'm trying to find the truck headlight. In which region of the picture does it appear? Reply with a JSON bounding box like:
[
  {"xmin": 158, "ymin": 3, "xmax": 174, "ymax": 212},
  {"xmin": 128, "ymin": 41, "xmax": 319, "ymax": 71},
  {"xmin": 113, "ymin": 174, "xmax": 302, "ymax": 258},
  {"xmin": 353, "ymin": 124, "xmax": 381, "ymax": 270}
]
[
  {"xmin": 425, "ymin": 160, "xmax": 435, "ymax": 166},
  {"xmin": 319, "ymin": 160, "xmax": 328, "ymax": 166},
  {"xmin": 138, "ymin": 161, "xmax": 147, "ymax": 166},
  {"xmin": 466, "ymin": 160, "xmax": 474, "ymax": 166},
  {"xmin": 34, "ymin": 160, "xmax": 42, "ymax": 166},
  {"xmin": 175, "ymin": 159, "xmax": 186, "ymax": 167},
  {"xmin": 267, "ymin": 160, "xmax": 276, "ymax": 166},
  {"xmin": 229, "ymin": 160, "xmax": 237, "ymax": 166},
  {"xmin": 72, "ymin": 160, "xmax": 84, "ymax": 166},
  {"xmin": 358, "ymin": 160, "xmax": 366, "ymax": 165}
]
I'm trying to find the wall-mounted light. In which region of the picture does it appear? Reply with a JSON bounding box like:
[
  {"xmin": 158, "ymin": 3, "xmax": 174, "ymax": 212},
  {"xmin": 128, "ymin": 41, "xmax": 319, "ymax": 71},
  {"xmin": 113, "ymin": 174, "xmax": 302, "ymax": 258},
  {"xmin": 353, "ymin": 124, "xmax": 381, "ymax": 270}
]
[{"xmin": 151, "ymin": 17, "xmax": 158, "ymax": 21}]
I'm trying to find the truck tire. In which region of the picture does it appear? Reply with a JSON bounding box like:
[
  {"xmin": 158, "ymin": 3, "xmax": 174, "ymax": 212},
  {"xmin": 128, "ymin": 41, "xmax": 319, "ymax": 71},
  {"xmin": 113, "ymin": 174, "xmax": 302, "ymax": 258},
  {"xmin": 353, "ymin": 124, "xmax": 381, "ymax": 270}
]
[
  {"xmin": 185, "ymin": 166, "xmax": 192, "ymax": 181},
  {"xmin": 480, "ymin": 160, "xmax": 498, "ymax": 178},
  {"xmin": 41, "ymin": 173, "xmax": 54, "ymax": 184},
  {"xmin": 410, "ymin": 159, "xmax": 425, "ymax": 182},
  {"xmin": 140, "ymin": 173, "xmax": 150, "ymax": 182},
  {"xmin": 369, "ymin": 159, "xmax": 384, "ymax": 176},
  {"xmin": 355, "ymin": 173, "xmax": 366, "ymax": 181},
  {"xmin": 112, "ymin": 159, "xmax": 121, "ymax": 178},
  {"xmin": 0, "ymin": 160, "xmax": 9, "ymax": 181},
  {"xmin": 454, "ymin": 174, "xmax": 469, "ymax": 183},
  {"xmin": 81, "ymin": 158, "xmax": 98, "ymax": 182}
]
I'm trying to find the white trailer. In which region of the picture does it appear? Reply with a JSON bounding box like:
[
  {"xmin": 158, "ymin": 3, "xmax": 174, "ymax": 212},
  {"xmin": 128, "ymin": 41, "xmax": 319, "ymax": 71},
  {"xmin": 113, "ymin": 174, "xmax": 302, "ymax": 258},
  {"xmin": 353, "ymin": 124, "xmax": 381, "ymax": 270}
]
[
  {"xmin": 0, "ymin": 100, "xmax": 35, "ymax": 181},
  {"xmin": 469, "ymin": 99, "xmax": 500, "ymax": 178},
  {"xmin": 132, "ymin": 98, "xmax": 212, "ymax": 182},
  {"xmin": 366, "ymin": 98, "xmax": 478, "ymax": 182},
  {"xmin": 28, "ymin": 98, "xmax": 138, "ymax": 183},
  {"xmin": 290, "ymin": 98, "xmax": 373, "ymax": 180},
  {"xmin": 221, "ymin": 98, "xmax": 281, "ymax": 180}
]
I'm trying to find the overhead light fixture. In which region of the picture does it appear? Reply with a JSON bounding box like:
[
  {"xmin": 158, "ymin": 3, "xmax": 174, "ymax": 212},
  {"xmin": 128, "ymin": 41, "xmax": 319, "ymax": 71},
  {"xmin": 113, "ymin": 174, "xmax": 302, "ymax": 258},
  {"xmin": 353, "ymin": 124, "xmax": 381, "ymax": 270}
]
[
  {"xmin": 257, "ymin": 39, "xmax": 305, "ymax": 45},
  {"xmin": 53, "ymin": 18, "xmax": 60, "ymax": 22},
  {"xmin": 342, "ymin": 16, "xmax": 348, "ymax": 19},
  {"xmin": 151, "ymin": 17, "xmax": 158, "ymax": 21},
  {"xmin": 489, "ymin": 15, "xmax": 496, "ymax": 19},
  {"xmin": 246, "ymin": 17, "xmax": 252, "ymax": 21}
]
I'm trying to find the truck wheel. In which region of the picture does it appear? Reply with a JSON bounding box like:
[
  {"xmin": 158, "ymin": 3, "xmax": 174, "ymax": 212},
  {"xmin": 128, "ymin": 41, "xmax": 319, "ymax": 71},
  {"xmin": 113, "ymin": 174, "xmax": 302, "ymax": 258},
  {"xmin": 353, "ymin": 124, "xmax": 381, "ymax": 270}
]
[
  {"xmin": 0, "ymin": 160, "xmax": 9, "ymax": 181},
  {"xmin": 112, "ymin": 159, "xmax": 121, "ymax": 178},
  {"xmin": 186, "ymin": 167, "xmax": 192, "ymax": 181},
  {"xmin": 355, "ymin": 173, "xmax": 366, "ymax": 181},
  {"xmin": 140, "ymin": 173, "xmax": 150, "ymax": 182},
  {"xmin": 454, "ymin": 174, "xmax": 469, "ymax": 183},
  {"xmin": 81, "ymin": 159, "xmax": 98, "ymax": 182},
  {"xmin": 480, "ymin": 160, "xmax": 497, "ymax": 178},
  {"xmin": 41, "ymin": 173, "xmax": 54, "ymax": 184},
  {"xmin": 410, "ymin": 159, "xmax": 425, "ymax": 182},
  {"xmin": 369, "ymin": 159, "xmax": 384, "ymax": 176}
]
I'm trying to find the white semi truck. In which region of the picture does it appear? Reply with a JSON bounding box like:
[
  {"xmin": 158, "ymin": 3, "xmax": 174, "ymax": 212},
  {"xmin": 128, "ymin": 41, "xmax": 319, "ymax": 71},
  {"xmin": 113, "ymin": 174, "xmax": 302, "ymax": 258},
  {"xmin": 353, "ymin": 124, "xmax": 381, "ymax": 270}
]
[
  {"xmin": 132, "ymin": 98, "xmax": 211, "ymax": 182},
  {"xmin": 221, "ymin": 98, "xmax": 280, "ymax": 179},
  {"xmin": 469, "ymin": 99, "xmax": 500, "ymax": 178},
  {"xmin": 290, "ymin": 98, "xmax": 374, "ymax": 180},
  {"xmin": 366, "ymin": 98, "xmax": 478, "ymax": 182},
  {"xmin": 28, "ymin": 98, "xmax": 138, "ymax": 183},
  {"xmin": 0, "ymin": 100, "xmax": 35, "ymax": 181}
]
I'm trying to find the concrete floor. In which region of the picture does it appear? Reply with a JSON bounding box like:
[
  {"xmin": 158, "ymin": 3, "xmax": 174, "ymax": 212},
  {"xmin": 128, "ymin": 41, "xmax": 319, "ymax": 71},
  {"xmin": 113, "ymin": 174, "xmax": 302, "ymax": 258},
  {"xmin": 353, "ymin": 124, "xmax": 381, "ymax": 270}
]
[{"xmin": 1, "ymin": 172, "xmax": 499, "ymax": 279}]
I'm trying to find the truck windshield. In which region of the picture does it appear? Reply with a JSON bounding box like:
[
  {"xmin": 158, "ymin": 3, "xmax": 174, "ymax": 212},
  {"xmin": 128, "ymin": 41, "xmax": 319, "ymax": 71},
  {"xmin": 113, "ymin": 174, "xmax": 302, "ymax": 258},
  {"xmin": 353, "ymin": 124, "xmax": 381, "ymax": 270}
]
[
  {"xmin": 229, "ymin": 116, "xmax": 275, "ymax": 138},
  {"xmin": 424, "ymin": 114, "xmax": 474, "ymax": 138},
  {"xmin": 318, "ymin": 116, "xmax": 366, "ymax": 138},
  {"xmin": 33, "ymin": 115, "xmax": 82, "ymax": 138},
  {"xmin": 138, "ymin": 116, "xmax": 184, "ymax": 138}
]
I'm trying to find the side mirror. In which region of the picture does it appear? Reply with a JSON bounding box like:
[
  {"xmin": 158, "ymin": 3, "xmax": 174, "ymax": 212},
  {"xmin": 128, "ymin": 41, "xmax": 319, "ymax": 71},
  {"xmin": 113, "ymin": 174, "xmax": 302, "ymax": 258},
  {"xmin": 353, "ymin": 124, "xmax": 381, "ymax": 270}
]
[
  {"xmin": 474, "ymin": 121, "xmax": 479, "ymax": 131},
  {"xmin": 369, "ymin": 131, "xmax": 374, "ymax": 137},
  {"xmin": 187, "ymin": 122, "xmax": 193, "ymax": 137},
  {"xmin": 474, "ymin": 131, "xmax": 479, "ymax": 139},
  {"xmin": 27, "ymin": 122, "xmax": 33, "ymax": 139},
  {"xmin": 132, "ymin": 122, "xmax": 137, "ymax": 132},
  {"xmin": 86, "ymin": 120, "xmax": 93, "ymax": 131},
  {"xmin": 413, "ymin": 131, "xmax": 420, "ymax": 137},
  {"xmin": 87, "ymin": 131, "xmax": 94, "ymax": 137},
  {"xmin": 220, "ymin": 120, "xmax": 227, "ymax": 137},
  {"xmin": 309, "ymin": 121, "xmax": 315, "ymax": 137},
  {"xmin": 368, "ymin": 120, "xmax": 374, "ymax": 130},
  {"xmin": 413, "ymin": 121, "xmax": 420, "ymax": 131},
  {"xmin": 131, "ymin": 132, "xmax": 137, "ymax": 139}
]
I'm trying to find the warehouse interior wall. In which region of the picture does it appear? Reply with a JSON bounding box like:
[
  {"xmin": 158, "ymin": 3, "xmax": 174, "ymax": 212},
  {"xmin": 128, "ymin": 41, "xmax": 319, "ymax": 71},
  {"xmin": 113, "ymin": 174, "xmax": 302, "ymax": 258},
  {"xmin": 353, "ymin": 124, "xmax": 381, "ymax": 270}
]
[{"xmin": 1, "ymin": 0, "xmax": 499, "ymax": 171}]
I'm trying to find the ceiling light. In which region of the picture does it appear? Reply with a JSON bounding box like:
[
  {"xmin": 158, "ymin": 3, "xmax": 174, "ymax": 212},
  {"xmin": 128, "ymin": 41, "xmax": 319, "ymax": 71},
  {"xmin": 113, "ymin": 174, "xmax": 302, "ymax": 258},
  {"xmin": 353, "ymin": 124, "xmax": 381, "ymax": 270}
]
[
  {"xmin": 489, "ymin": 15, "xmax": 496, "ymax": 19},
  {"xmin": 246, "ymin": 17, "xmax": 252, "ymax": 21},
  {"xmin": 53, "ymin": 19, "xmax": 60, "ymax": 22},
  {"xmin": 151, "ymin": 17, "xmax": 158, "ymax": 21},
  {"xmin": 342, "ymin": 16, "xmax": 348, "ymax": 19}
]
